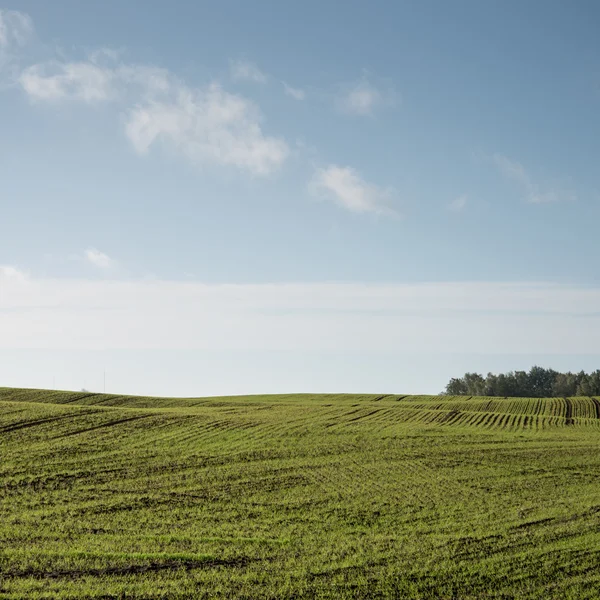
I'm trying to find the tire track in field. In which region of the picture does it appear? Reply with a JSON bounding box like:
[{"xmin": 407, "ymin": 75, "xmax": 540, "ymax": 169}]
[
  {"xmin": 7, "ymin": 555, "xmax": 252, "ymax": 581},
  {"xmin": 0, "ymin": 411, "xmax": 101, "ymax": 434},
  {"xmin": 304, "ymin": 451, "xmax": 439, "ymax": 512},
  {"xmin": 591, "ymin": 398, "xmax": 600, "ymax": 420},
  {"xmin": 302, "ymin": 427, "xmax": 482, "ymax": 515},
  {"xmin": 52, "ymin": 414, "xmax": 156, "ymax": 439},
  {"xmin": 395, "ymin": 397, "xmax": 600, "ymax": 432},
  {"xmin": 151, "ymin": 404, "xmax": 340, "ymax": 450},
  {"xmin": 292, "ymin": 406, "xmax": 444, "ymax": 507},
  {"xmin": 564, "ymin": 398, "xmax": 574, "ymax": 426}
]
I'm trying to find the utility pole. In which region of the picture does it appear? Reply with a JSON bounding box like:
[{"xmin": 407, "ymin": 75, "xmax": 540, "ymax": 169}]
[{"xmin": 103, "ymin": 370, "xmax": 106, "ymax": 393}]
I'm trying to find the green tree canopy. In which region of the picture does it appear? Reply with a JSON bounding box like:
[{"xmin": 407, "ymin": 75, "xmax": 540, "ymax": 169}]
[{"xmin": 443, "ymin": 367, "xmax": 600, "ymax": 397}]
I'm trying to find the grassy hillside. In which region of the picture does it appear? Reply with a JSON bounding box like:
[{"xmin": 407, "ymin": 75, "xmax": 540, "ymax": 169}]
[{"xmin": 1, "ymin": 388, "xmax": 600, "ymax": 599}]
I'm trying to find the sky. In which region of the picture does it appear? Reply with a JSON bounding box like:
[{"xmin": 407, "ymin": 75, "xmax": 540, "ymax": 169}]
[{"xmin": 1, "ymin": 0, "xmax": 600, "ymax": 396}]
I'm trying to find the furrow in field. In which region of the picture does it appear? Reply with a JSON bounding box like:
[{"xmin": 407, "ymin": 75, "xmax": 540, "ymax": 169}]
[
  {"xmin": 564, "ymin": 398, "xmax": 574, "ymax": 426},
  {"xmin": 592, "ymin": 398, "xmax": 600, "ymax": 420},
  {"xmin": 52, "ymin": 414, "xmax": 157, "ymax": 439}
]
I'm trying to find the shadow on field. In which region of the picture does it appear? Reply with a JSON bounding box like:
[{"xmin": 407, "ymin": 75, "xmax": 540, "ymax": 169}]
[{"xmin": 4, "ymin": 556, "xmax": 253, "ymax": 580}]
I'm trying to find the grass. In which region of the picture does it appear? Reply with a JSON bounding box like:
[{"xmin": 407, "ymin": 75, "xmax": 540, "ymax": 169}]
[{"xmin": 1, "ymin": 387, "xmax": 600, "ymax": 598}]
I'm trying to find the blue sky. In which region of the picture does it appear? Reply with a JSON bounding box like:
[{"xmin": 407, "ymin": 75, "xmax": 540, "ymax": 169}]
[{"xmin": 1, "ymin": 1, "xmax": 600, "ymax": 395}]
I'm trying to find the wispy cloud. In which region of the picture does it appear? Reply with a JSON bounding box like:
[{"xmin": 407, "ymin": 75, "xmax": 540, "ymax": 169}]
[
  {"xmin": 85, "ymin": 248, "xmax": 114, "ymax": 269},
  {"xmin": 0, "ymin": 9, "xmax": 33, "ymax": 49},
  {"xmin": 0, "ymin": 265, "xmax": 28, "ymax": 281},
  {"xmin": 282, "ymin": 81, "xmax": 305, "ymax": 100},
  {"xmin": 125, "ymin": 82, "xmax": 289, "ymax": 175},
  {"xmin": 229, "ymin": 59, "xmax": 267, "ymax": 84},
  {"xmin": 20, "ymin": 54, "xmax": 172, "ymax": 104},
  {"xmin": 448, "ymin": 195, "xmax": 467, "ymax": 212},
  {"xmin": 492, "ymin": 154, "xmax": 576, "ymax": 204},
  {"xmin": 0, "ymin": 9, "xmax": 33, "ymax": 73},
  {"xmin": 19, "ymin": 52, "xmax": 288, "ymax": 176},
  {"xmin": 20, "ymin": 61, "xmax": 116, "ymax": 102},
  {"xmin": 336, "ymin": 77, "xmax": 397, "ymax": 116},
  {"xmin": 310, "ymin": 165, "xmax": 396, "ymax": 215}
]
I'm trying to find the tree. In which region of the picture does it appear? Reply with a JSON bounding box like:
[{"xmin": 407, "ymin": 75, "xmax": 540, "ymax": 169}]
[
  {"xmin": 552, "ymin": 373, "xmax": 576, "ymax": 397},
  {"xmin": 528, "ymin": 366, "xmax": 557, "ymax": 398},
  {"xmin": 443, "ymin": 367, "xmax": 600, "ymax": 397},
  {"xmin": 445, "ymin": 377, "xmax": 468, "ymax": 395},
  {"xmin": 463, "ymin": 373, "xmax": 486, "ymax": 396}
]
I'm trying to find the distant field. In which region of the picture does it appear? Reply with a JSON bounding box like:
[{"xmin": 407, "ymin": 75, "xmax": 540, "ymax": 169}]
[{"xmin": 1, "ymin": 388, "xmax": 600, "ymax": 599}]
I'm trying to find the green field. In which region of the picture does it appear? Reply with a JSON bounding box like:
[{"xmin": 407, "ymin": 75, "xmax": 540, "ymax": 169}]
[{"xmin": 1, "ymin": 388, "xmax": 600, "ymax": 599}]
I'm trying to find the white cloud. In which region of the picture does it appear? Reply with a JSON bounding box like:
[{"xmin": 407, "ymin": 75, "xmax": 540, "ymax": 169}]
[
  {"xmin": 125, "ymin": 83, "xmax": 289, "ymax": 175},
  {"xmin": 19, "ymin": 54, "xmax": 288, "ymax": 176},
  {"xmin": 229, "ymin": 59, "xmax": 267, "ymax": 84},
  {"xmin": 85, "ymin": 248, "xmax": 114, "ymax": 269},
  {"xmin": 448, "ymin": 195, "xmax": 467, "ymax": 212},
  {"xmin": 311, "ymin": 165, "xmax": 396, "ymax": 215},
  {"xmin": 0, "ymin": 265, "xmax": 28, "ymax": 282},
  {"xmin": 492, "ymin": 154, "xmax": 576, "ymax": 204},
  {"xmin": 117, "ymin": 64, "xmax": 171, "ymax": 96},
  {"xmin": 0, "ymin": 9, "xmax": 33, "ymax": 73},
  {"xmin": 0, "ymin": 9, "xmax": 33, "ymax": 49},
  {"xmin": 19, "ymin": 51, "xmax": 172, "ymax": 104},
  {"xmin": 2, "ymin": 278, "xmax": 600, "ymax": 355},
  {"xmin": 282, "ymin": 82, "xmax": 305, "ymax": 100},
  {"xmin": 20, "ymin": 61, "xmax": 116, "ymax": 102},
  {"xmin": 336, "ymin": 78, "xmax": 396, "ymax": 116}
]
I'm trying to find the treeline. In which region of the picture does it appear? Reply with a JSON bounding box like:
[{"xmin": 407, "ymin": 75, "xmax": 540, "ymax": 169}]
[{"xmin": 444, "ymin": 366, "xmax": 600, "ymax": 397}]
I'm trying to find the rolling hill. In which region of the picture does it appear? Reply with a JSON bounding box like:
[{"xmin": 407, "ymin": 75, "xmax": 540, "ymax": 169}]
[{"xmin": 1, "ymin": 388, "xmax": 600, "ymax": 598}]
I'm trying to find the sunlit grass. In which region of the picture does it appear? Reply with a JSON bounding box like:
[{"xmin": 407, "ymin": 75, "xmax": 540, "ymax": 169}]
[{"xmin": 1, "ymin": 388, "xmax": 600, "ymax": 598}]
